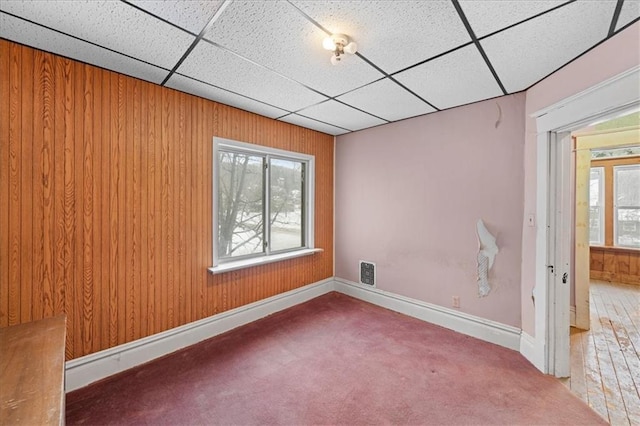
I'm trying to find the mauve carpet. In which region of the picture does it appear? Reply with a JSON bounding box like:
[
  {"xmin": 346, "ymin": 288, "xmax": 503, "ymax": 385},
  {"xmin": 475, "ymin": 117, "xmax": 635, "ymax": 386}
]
[{"xmin": 66, "ymin": 292, "xmax": 605, "ymax": 425}]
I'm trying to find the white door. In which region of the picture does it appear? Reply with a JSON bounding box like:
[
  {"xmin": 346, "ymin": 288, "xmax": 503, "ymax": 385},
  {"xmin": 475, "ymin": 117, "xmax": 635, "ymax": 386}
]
[
  {"xmin": 552, "ymin": 131, "xmax": 572, "ymax": 378},
  {"xmin": 546, "ymin": 131, "xmax": 572, "ymax": 377}
]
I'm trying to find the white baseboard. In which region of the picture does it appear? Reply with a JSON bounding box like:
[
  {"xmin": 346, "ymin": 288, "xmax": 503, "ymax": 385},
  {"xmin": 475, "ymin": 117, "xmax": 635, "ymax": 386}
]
[
  {"xmin": 65, "ymin": 278, "xmax": 334, "ymax": 392},
  {"xmin": 67, "ymin": 277, "xmax": 530, "ymax": 392},
  {"xmin": 519, "ymin": 331, "xmax": 545, "ymax": 372},
  {"xmin": 333, "ymin": 278, "xmax": 521, "ymax": 351}
]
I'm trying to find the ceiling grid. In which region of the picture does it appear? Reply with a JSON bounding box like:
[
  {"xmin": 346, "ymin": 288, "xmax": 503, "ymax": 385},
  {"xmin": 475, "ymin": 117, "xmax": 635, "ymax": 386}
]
[
  {"xmin": 452, "ymin": 0, "xmax": 508, "ymax": 96},
  {"xmin": 0, "ymin": 0, "xmax": 637, "ymax": 135}
]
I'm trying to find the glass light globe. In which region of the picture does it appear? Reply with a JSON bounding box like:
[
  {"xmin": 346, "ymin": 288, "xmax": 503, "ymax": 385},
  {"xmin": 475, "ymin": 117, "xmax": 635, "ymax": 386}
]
[{"xmin": 322, "ymin": 37, "xmax": 336, "ymax": 51}]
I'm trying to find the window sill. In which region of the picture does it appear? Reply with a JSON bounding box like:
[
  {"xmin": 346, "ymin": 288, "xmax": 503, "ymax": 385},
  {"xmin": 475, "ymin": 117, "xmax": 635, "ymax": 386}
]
[
  {"xmin": 590, "ymin": 245, "xmax": 640, "ymax": 254},
  {"xmin": 208, "ymin": 248, "xmax": 323, "ymax": 275}
]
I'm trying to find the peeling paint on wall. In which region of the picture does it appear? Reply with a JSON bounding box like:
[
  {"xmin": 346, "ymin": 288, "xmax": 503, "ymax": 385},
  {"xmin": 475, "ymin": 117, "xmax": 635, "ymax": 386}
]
[{"xmin": 477, "ymin": 219, "xmax": 498, "ymax": 297}]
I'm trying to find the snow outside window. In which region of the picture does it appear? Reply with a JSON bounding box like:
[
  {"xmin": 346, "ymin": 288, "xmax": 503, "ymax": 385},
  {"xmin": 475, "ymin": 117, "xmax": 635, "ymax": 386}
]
[
  {"xmin": 213, "ymin": 138, "xmax": 314, "ymax": 266},
  {"xmin": 614, "ymin": 164, "xmax": 640, "ymax": 248},
  {"xmin": 589, "ymin": 167, "xmax": 604, "ymax": 245}
]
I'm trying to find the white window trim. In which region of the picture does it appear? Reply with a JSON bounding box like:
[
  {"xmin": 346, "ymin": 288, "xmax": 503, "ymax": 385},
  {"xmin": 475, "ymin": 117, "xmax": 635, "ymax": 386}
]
[
  {"xmin": 209, "ymin": 248, "xmax": 322, "ymax": 274},
  {"xmin": 209, "ymin": 137, "xmax": 317, "ymax": 273},
  {"xmin": 613, "ymin": 164, "xmax": 640, "ymax": 248}
]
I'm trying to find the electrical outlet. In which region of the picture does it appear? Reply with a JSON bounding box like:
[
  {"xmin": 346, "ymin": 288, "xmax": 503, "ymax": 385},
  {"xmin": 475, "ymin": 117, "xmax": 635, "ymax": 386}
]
[{"xmin": 452, "ymin": 296, "xmax": 460, "ymax": 308}]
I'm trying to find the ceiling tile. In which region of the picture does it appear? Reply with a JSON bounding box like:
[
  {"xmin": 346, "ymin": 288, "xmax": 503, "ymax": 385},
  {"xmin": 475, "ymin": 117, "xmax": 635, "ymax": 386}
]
[
  {"xmin": 394, "ymin": 45, "xmax": 503, "ymax": 110},
  {"xmin": 337, "ymin": 78, "xmax": 435, "ymax": 122},
  {"xmin": 291, "ymin": 0, "xmax": 471, "ymax": 74},
  {"xmin": 616, "ymin": 0, "xmax": 640, "ymax": 31},
  {"xmin": 298, "ymin": 100, "xmax": 386, "ymax": 131},
  {"xmin": 278, "ymin": 114, "xmax": 349, "ymax": 136},
  {"xmin": 0, "ymin": 0, "xmax": 194, "ymax": 70},
  {"xmin": 481, "ymin": 1, "xmax": 615, "ymax": 92},
  {"xmin": 204, "ymin": 0, "xmax": 382, "ymax": 97},
  {"xmin": 459, "ymin": 0, "xmax": 567, "ymax": 38},
  {"xmin": 0, "ymin": 12, "xmax": 169, "ymax": 84},
  {"xmin": 166, "ymin": 74, "xmax": 288, "ymax": 119},
  {"xmin": 127, "ymin": 0, "xmax": 224, "ymax": 34},
  {"xmin": 176, "ymin": 41, "xmax": 327, "ymax": 112}
]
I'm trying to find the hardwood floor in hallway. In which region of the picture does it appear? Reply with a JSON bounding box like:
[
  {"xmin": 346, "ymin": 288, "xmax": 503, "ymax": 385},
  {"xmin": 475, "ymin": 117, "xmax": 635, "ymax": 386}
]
[{"xmin": 561, "ymin": 281, "xmax": 640, "ymax": 425}]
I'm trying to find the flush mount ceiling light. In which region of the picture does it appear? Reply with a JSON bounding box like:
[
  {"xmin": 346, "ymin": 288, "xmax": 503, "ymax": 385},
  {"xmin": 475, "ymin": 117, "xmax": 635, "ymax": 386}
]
[{"xmin": 322, "ymin": 34, "xmax": 357, "ymax": 65}]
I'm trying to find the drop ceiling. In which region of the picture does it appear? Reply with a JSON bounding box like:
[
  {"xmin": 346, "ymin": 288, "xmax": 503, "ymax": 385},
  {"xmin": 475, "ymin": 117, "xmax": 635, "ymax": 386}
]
[{"xmin": 1, "ymin": 0, "xmax": 638, "ymax": 136}]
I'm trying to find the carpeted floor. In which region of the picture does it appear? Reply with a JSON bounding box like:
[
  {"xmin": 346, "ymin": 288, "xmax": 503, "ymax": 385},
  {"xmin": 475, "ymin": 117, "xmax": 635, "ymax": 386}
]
[{"xmin": 66, "ymin": 292, "xmax": 606, "ymax": 425}]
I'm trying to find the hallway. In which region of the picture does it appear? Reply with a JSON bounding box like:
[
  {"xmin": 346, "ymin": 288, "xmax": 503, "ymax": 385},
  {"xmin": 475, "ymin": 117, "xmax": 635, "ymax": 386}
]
[{"xmin": 561, "ymin": 281, "xmax": 640, "ymax": 425}]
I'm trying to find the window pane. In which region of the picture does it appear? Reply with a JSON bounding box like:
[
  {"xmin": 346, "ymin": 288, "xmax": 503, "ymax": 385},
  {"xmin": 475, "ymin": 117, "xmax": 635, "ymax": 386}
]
[
  {"xmin": 615, "ymin": 165, "xmax": 640, "ymax": 248},
  {"xmin": 592, "ymin": 146, "xmax": 640, "ymax": 159},
  {"xmin": 616, "ymin": 208, "xmax": 640, "ymax": 247},
  {"xmin": 269, "ymin": 158, "xmax": 303, "ymax": 252},
  {"xmin": 589, "ymin": 169, "xmax": 602, "ymax": 207},
  {"xmin": 615, "ymin": 166, "xmax": 640, "ymax": 206},
  {"xmin": 589, "ymin": 167, "xmax": 604, "ymax": 244},
  {"xmin": 218, "ymin": 151, "xmax": 264, "ymax": 258},
  {"xmin": 589, "ymin": 207, "xmax": 602, "ymax": 244}
]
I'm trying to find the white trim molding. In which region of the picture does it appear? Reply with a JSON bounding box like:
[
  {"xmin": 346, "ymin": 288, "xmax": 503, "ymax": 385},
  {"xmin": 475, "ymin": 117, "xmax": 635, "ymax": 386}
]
[
  {"xmin": 334, "ymin": 278, "xmax": 521, "ymax": 351},
  {"xmin": 519, "ymin": 331, "xmax": 543, "ymax": 370},
  {"xmin": 67, "ymin": 277, "xmax": 528, "ymax": 393},
  {"xmin": 209, "ymin": 248, "xmax": 323, "ymax": 274},
  {"xmin": 65, "ymin": 278, "xmax": 334, "ymax": 392},
  {"xmin": 532, "ymin": 66, "xmax": 640, "ymax": 132},
  {"xmin": 529, "ymin": 65, "xmax": 640, "ymax": 376}
]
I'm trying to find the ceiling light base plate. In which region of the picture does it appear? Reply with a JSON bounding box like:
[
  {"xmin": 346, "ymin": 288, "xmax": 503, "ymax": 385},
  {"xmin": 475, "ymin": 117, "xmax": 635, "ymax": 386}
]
[{"xmin": 331, "ymin": 34, "xmax": 349, "ymax": 47}]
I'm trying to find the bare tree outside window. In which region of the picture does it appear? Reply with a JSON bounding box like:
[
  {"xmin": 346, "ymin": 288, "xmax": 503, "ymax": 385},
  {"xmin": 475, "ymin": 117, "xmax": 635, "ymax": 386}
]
[
  {"xmin": 218, "ymin": 152, "xmax": 264, "ymax": 258},
  {"xmin": 217, "ymin": 150, "xmax": 306, "ymax": 261},
  {"xmin": 270, "ymin": 159, "xmax": 304, "ymax": 251}
]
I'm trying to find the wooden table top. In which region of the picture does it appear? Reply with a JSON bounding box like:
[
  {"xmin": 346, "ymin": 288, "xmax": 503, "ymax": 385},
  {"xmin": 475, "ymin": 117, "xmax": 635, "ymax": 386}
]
[{"xmin": 1, "ymin": 315, "xmax": 66, "ymax": 425}]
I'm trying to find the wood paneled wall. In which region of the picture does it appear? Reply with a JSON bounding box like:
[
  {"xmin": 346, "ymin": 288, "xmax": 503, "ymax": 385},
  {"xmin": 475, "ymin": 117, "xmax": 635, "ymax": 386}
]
[
  {"xmin": 590, "ymin": 247, "xmax": 640, "ymax": 285},
  {"xmin": 0, "ymin": 39, "xmax": 334, "ymax": 360}
]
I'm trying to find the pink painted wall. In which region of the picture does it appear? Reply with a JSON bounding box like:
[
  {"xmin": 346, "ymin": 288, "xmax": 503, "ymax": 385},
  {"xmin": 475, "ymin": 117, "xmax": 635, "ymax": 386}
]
[
  {"xmin": 335, "ymin": 93, "xmax": 526, "ymax": 327},
  {"xmin": 520, "ymin": 22, "xmax": 640, "ymax": 336}
]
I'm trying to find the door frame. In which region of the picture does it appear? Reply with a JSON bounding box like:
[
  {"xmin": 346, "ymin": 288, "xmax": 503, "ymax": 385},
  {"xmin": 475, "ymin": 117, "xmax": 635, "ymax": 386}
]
[
  {"xmin": 528, "ymin": 65, "xmax": 639, "ymax": 376},
  {"xmin": 572, "ymin": 127, "xmax": 640, "ymax": 333}
]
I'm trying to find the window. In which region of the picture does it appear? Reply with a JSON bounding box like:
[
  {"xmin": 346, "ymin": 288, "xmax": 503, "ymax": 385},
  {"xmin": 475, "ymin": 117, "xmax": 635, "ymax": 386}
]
[
  {"xmin": 592, "ymin": 146, "xmax": 640, "ymax": 159},
  {"xmin": 211, "ymin": 138, "xmax": 316, "ymax": 272},
  {"xmin": 614, "ymin": 164, "xmax": 640, "ymax": 248},
  {"xmin": 589, "ymin": 167, "xmax": 604, "ymax": 245}
]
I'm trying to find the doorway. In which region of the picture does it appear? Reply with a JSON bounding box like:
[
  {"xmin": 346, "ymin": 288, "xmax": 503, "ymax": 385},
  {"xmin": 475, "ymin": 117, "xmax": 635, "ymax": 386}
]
[
  {"xmin": 573, "ymin": 127, "xmax": 640, "ymax": 332},
  {"xmin": 528, "ymin": 65, "xmax": 639, "ymax": 379},
  {"xmin": 562, "ymin": 118, "xmax": 640, "ymax": 424},
  {"xmin": 547, "ymin": 118, "xmax": 639, "ymax": 376}
]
